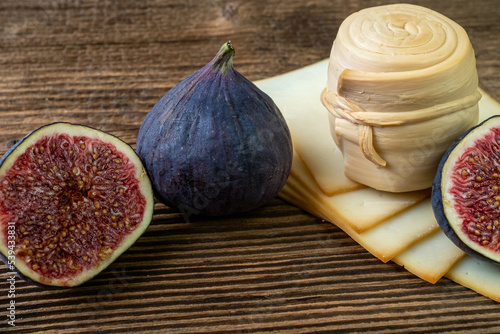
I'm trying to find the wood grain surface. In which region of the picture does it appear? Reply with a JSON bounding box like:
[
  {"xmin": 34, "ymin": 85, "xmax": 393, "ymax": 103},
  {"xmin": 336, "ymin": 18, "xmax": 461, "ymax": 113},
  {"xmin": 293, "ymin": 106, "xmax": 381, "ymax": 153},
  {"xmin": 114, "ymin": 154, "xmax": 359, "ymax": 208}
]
[{"xmin": 1, "ymin": 0, "xmax": 500, "ymax": 333}]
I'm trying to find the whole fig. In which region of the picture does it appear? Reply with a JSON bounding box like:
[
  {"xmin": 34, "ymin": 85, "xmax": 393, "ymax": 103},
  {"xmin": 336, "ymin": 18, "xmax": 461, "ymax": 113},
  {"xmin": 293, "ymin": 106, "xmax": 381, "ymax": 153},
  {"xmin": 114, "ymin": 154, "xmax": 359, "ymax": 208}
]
[{"xmin": 137, "ymin": 42, "xmax": 292, "ymax": 219}]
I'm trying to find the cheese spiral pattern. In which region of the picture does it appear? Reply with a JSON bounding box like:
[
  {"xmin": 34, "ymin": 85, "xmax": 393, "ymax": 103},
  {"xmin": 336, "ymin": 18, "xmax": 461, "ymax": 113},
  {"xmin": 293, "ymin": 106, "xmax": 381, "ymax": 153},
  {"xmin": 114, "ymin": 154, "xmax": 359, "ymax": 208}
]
[{"xmin": 321, "ymin": 4, "xmax": 480, "ymax": 192}]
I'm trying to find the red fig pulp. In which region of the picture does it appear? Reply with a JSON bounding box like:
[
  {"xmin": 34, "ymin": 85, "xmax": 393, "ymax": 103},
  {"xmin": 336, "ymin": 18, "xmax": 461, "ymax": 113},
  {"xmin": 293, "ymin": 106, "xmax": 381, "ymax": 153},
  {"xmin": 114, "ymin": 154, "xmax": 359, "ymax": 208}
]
[
  {"xmin": 0, "ymin": 123, "xmax": 154, "ymax": 286},
  {"xmin": 433, "ymin": 115, "xmax": 500, "ymax": 264}
]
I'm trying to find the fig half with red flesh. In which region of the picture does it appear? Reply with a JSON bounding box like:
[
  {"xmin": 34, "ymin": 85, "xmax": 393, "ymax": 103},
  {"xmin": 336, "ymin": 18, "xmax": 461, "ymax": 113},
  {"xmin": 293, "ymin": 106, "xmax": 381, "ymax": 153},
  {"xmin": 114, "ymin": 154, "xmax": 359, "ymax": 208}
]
[
  {"xmin": 0, "ymin": 123, "xmax": 154, "ymax": 286},
  {"xmin": 432, "ymin": 115, "xmax": 500, "ymax": 264}
]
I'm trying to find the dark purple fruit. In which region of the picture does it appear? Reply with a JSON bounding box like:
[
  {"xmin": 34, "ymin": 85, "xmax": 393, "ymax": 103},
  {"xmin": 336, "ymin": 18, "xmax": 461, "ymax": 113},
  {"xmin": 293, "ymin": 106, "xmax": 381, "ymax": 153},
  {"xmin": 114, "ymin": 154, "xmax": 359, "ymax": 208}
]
[
  {"xmin": 0, "ymin": 123, "xmax": 154, "ymax": 286},
  {"xmin": 136, "ymin": 42, "xmax": 292, "ymax": 218},
  {"xmin": 432, "ymin": 115, "xmax": 500, "ymax": 264}
]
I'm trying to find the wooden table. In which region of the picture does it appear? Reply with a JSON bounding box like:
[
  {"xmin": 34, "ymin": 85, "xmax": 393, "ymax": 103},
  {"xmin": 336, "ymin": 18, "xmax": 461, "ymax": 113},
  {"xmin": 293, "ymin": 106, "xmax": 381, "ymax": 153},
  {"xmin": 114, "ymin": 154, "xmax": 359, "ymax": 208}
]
[{"xmin": 1, "ymin": 0, "xmax": 500, "ymax": 332}]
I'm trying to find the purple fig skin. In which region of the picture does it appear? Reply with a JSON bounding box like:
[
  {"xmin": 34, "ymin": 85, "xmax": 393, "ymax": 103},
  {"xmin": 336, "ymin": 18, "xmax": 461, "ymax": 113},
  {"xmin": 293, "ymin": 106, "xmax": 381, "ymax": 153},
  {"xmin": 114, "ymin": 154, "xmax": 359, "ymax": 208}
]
[{"xmin": 137, "ymin": 42, "xmax": 293, "ymax": 217}]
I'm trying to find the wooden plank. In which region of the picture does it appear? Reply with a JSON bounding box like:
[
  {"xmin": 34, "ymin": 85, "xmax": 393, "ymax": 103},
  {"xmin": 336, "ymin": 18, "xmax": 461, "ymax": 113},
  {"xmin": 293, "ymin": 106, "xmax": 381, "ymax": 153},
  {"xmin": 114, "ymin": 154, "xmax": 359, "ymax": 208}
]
[{"xmin": 1, "ymin": 0, "xmax": 500, "ymax": 332}]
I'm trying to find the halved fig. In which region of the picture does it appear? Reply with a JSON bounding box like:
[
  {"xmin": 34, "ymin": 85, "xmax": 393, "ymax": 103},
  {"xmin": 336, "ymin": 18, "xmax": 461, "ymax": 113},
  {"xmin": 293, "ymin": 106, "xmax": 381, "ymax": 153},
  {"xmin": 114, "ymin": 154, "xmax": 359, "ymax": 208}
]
[
  {"xmin": 0, "ymin": 123, "xmax": 154, "ymax": 286},
  {"xmin": 432, "ymin": 115, "xmax": 500, "ymax": 264}
]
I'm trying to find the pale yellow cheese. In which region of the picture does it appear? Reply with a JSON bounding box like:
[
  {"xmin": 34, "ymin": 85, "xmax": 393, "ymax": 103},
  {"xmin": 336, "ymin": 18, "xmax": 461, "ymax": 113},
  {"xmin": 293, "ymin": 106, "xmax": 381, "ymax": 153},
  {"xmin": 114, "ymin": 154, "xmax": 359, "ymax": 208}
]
[
  {"xmin": 358, "ymin": 198, "xmax": 438, "ymax": 263},
  {"xmin": 256, "ymin": 61, "xmax": 361, "ymax": 196},
  {"xmin": 279, "ymin": 186, "xmax": 327, "ymax": 222},
  {"xmin": 281, "ymin": 179, "xmax": 422, "ymax": 263},
  {"xmin": 289, "ymin": 151, "xmax": 427, "ymax": 233},
  {"xmin": 284, "ymin": 173, "xmax": 467, "ymax": 284},
  {"xmin": 446, "ymin": 256, "xmax": 500, "ymax": 302},
  {"xmin": 322, "ymin": 188, "xmax": 428, "ymax": 233},
  {"xmin": 478, "ymin": 89, "xmax": 500, "ymax": 117},
  {"xmin": 393, "ymin": 230, "xmax": 465, "ymax": 284},
  {"xmin": 284, "ymin": 151, "xmax": 436, "ymax": 262}
]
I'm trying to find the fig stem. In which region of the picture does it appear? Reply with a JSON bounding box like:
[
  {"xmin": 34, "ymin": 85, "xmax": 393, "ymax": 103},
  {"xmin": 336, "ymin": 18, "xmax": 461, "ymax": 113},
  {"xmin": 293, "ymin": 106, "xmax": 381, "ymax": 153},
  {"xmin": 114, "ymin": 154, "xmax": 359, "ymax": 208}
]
[{"xmin": 211, "ymin": 41, "xmax": 235, "ymax": 73}]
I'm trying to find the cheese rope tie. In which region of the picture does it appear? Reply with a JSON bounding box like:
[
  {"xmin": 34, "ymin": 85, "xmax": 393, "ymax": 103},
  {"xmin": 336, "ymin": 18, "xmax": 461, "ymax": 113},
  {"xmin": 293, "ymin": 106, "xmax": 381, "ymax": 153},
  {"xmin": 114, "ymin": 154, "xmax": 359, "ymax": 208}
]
[
  {"xmin": 323, "ymin": 4, "xmax": 480, "ymax": 170},
  {"xmin": 321, "ymin": 88, "xmax": 482, "ymax": 167}
]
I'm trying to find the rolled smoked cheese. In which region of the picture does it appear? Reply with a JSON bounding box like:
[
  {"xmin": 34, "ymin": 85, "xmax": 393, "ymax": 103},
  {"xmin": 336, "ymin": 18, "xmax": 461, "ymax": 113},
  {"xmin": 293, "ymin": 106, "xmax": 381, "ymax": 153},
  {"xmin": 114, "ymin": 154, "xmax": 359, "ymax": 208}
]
[{"xmin": 321, "ymin": 4, "xmax": 481, "ymax": 192}]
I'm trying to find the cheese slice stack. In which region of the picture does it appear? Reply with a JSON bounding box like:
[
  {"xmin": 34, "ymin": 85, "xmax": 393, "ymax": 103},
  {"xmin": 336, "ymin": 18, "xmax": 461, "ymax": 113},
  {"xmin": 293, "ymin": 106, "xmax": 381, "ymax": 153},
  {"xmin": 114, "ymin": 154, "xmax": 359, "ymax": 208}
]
[{"xmin": 255, "ymin": 60, "xmax": 500, "ymax": 302}]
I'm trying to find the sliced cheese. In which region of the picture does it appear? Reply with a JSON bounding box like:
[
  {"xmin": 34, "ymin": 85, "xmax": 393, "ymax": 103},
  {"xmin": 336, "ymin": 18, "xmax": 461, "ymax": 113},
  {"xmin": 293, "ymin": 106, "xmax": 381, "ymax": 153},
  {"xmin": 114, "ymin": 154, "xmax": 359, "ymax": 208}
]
[
  {"xmin": 393, "ymin": 230, "xmax": 465, "ymax": 284},
  {"xmin": 358, "ymin": 198, "xmax": 438, "ymax": 263},
  {"xmin": 284, "ymin": 174, "xmax": 437, "ymax": 263},
  {"xmin": 256, "ymin": 61, "xmax": 361, "ymax": 196},
  {"xmin": 280, "ymin": 185, "xmax": 327, "ymax": 221},
  {"xmin": 287, "ymin": 165, "xmax": 460, "ymax": 282},
  {"xmin": 283, "ymin": 152, "xmax": 436, "ymax": 263},
  {"xmin": 289, "ymin": 151, "xmax": 428, "ymax": 233},
  {"xmin": 446, "ymin": 256, "xmax": 500, "ymax": 302},
  {"xmin": 323, "ymin": 188, "xmax": 429, "ymax": 233},
  {"xmin": 478, "ymin": 88, "xmax": 500, "ymax": 121}
]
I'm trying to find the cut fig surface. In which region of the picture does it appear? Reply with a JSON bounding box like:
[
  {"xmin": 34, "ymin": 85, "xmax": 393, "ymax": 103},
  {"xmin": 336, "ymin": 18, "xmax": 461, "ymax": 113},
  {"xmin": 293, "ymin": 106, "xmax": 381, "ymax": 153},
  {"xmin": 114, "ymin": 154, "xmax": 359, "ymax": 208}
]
[
  {"xmin": 433, "ymin": 115, "xmax": 500, "ymax": 264},
  {"xmin": 0, "ymin": 123, "xmax": 154, "ymax": 287}
]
